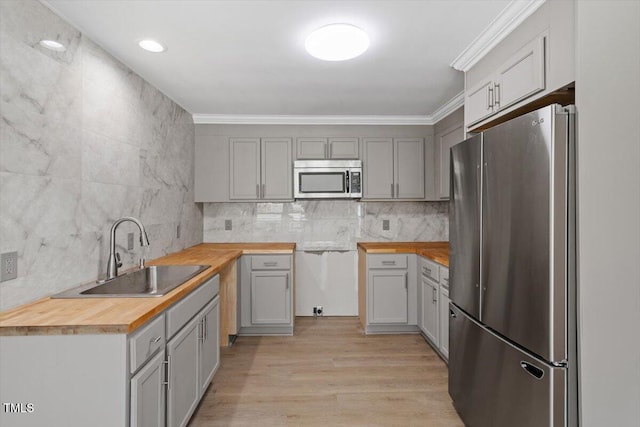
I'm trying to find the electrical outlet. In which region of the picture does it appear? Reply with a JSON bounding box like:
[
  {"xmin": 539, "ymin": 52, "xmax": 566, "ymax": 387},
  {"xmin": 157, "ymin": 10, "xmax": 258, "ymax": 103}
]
[
  {"xmin": 225, "ymin": 219, "xmax": 232, "ymax": 230},
  {"xmin": 313, "ymin": 306, "xmax": 318, "ymax": 317},
  {"xmin": 176, "ymin": 224, "xmax": 181, "ymax": 239},
  {"xmin": 316, "ymin": 306, "xmax": 323, "ymax": 316},
  {"xmin": 382, "ymin": 219, "xmax": 390, "ymax": 231},
  {"xmin": 1, "ymin": 251, "xmax": 18, "ymax": 282},
  {"xmin": 127, "ymin": 233, "xmax": 134, "ymax": 250}
]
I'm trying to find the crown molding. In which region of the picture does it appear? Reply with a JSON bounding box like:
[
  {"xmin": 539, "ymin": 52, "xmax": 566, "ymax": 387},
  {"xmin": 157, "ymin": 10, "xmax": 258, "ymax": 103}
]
[
  {"xmin": 428, "ymin": 91, "xmax": 465, "ymax": 123},
  {"xmin": 450, "ymin": 0, "xmax": 546, "ymax": 72},
  {"xmin": 192, "ymin": 92, "xmax": 464, "ymax": 126},
  {"xmin": 192, "ymin": 114, "xmax": 432, "ymax": 125}
]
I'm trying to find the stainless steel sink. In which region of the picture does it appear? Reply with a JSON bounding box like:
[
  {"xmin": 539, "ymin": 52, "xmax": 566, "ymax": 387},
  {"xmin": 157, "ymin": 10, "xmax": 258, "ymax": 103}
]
[{"xmin": 52, "ymin": 265, "xmax": 210, "ymax": 298}]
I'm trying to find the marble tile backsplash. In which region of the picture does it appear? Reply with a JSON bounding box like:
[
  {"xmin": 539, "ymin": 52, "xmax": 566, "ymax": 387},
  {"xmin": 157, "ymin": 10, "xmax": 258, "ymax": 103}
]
[
  {"xmin": 203, "ymin": 201, "xmax": 448, "ymax": 250},
  {"xmin": 0, "ymin": 1, "xmax": 202, "ymax": 310}
]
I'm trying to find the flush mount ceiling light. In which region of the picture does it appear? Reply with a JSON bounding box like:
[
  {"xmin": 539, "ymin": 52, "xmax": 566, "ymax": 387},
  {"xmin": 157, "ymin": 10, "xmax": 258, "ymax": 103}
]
[
  {"xmin": 39, "ymin": 39, "xmax": 66, "ymax": 52},
  {"xmin": 138, "ymin": 39, "xmax": 166, "ymax": 53},
  {"xmin": 305, "ymin": 24, "xmax": 369, "ymax": 61}
]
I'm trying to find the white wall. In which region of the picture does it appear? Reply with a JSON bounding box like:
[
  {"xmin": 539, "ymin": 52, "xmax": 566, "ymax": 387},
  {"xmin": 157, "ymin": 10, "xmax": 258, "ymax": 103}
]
[{"xmin": 576, "ymin": 1, "xmax": 640, "ymax": 426}]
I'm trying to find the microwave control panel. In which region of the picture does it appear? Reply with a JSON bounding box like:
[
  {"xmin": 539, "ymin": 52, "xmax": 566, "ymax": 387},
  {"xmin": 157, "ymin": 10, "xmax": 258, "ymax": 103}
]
[{"xmin": 350, "ymin": 171, "xmax": 361, "ymax": 194}]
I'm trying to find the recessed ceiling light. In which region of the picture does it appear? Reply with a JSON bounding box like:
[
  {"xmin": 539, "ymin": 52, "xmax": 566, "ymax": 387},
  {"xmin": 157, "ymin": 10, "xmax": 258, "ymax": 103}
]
[
  {"xmin": 138, "ymin": 39, "xmax": 166, "ymax": 53},
  {"xmin": 39, "ymin": 39, "xmax": 66, "ymax": 52},
  {"xmin": 305, "ymin": 24, "xmax": 369, "ymax": 61}
]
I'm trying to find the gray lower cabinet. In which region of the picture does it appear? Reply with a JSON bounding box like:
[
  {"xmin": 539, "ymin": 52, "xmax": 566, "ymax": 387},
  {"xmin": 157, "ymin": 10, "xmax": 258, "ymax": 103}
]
[
  {"xmin": 199, "ymin": 298, "xmax": 220, "ymax": 396},
  {"xmin": 251, "ymin": 271, "xmax": 291, "ymax": 324},
  {"xmin": 418, "ymin": 257, "xmax": 450, "ymax": 361},
  {"xmin": 166, "ymin": 292, "xmax": 220, "ymax": 427},
  {"xmin": 239, "ymin": 254, "xmax": 294, "ymax": 335},
  {"xmin": 421, "ymin": 276, "xmax": 439, "ymax": 345},
  {"xmin": 130, "ymin": 350, "xmax": 166, "ymax": 427},
  {"xmin": 361, "ymin": 253, "xmax": 418, "ymax": 334},
  {"xmin": 167, "ymin": 314, "xmax": 200, "ymax": 427},
  {"xmin": 368, "ymin": 270, "xmax": 408, "ymax": 324}
]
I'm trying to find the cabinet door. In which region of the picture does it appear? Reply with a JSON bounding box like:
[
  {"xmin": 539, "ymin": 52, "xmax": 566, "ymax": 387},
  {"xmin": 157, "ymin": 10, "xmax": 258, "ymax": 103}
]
[
  {"xmin": 297, "ymin": 138, "xmax": 327, "ymax": 159},
  {"xmin": 167, "ymin": 316, "xmax": 200, "ymax": 427},
  {"xmin": 439, "ymin": 288, "xmax": 450, "ymax": 359},
  {"xmin": 437, "ymin": 125, "xmax": 464, "ymax": 199},
  {"xmin": 495, "ymin": 35, "xmax": 545, "ymax": 111},
  {"xmin": 394, "ymin": 138, "xmax": 424, "ymax": 199},
  {"xmin": 199, "ymin": 297, "xmax": 220, "ymax": 397},
  {"xmin": 421, "ymin": 278, "xmax": 439, "ymax": 345},
  {"xmin": 328, "ymin": 137, "xmax": 359, "ymax": 159},
  {"xmin": 229, "ymin": 138, "xmax": 261, "ymax": 200},
  {"xmin": 130, "ymin": 350, "xmax": 165, "ymax": 427},
  {"xmin": 251, "ymin": 271, "xmax": 291, "ymax": 324},
  {"xmin": 368, "ymin": 270, "xmax": 408, "ymax": 324},
  {"xmin": 465, "ymin": 77, "xmax": 495, "ymax": 126},
  {"xmin": 362, "ymin": 138, "xmax": 394, "ymax": 198},
  {"xmin": 261, "ymin": 138, "xmax": 292, "ymax": 200}
]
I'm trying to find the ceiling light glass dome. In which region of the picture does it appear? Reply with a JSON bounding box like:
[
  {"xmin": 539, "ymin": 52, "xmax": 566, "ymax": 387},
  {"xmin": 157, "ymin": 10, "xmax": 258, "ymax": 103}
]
[{"xmin": 305, "ymin": 24, "xmax": 369, "ymax": 61}]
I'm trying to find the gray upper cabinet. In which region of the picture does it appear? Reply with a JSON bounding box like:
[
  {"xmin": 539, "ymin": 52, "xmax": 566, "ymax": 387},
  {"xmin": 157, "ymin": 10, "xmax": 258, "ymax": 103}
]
[
  {"xmin": 229, "ymin": 138, "xmax": 261, "ymax": 200},
  {"xmin": 465, "ymin": 34, "xmax": 546, "ymax": 127},
  {"xmin": 296, "ymin": 137, "xmax": 359, "ymax": 159},
  {"xmin": 395, "ymin": 138, "xmax": 424, "ymax": 199},
  {"xmin": 362, "ymin": 137, "xmax": 425, "ymax": 200},
  {"xmin": 261, "ymin": 138, "xmax": 292, "ymax": 200},
  {"xmin": 435, "ymin": 124, "xmax": 464, "ymax": 200},
  {"xmin": 229, "ymin": 137, "xmax": 292, "ymax": 201}
]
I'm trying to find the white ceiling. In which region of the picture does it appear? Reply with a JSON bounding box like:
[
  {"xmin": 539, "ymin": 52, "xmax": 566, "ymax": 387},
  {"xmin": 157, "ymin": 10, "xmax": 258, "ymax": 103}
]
[{"xmin": 44, "ymin": 0, "xmax": 511, "ymax": 119}]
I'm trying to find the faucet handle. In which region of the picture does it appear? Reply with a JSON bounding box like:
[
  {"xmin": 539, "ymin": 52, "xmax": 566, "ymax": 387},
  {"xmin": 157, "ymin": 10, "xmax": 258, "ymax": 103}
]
[
  {"xmin": 139, "ymin": 257, "xmax": 145, "ymax": 269},
  {"xmin": 115, "ymin": 252, "xmax": 123, "ymax": 268}
]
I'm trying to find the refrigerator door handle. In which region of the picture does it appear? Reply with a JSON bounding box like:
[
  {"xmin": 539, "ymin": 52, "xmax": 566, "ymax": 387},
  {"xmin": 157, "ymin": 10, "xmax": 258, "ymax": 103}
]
[{"xmin": 520, "ymin": 361, "xmax": 545, "ymax": 380}]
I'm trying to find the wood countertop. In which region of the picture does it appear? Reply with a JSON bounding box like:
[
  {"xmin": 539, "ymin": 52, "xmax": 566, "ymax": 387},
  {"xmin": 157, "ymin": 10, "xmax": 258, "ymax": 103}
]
[
  {"xmin": 357, "ymin": 242, "xmax": 449, "ymax": 267},
  {"xmin": 0, "ymin": 243, "xmax": 295, "ymax": 336}
]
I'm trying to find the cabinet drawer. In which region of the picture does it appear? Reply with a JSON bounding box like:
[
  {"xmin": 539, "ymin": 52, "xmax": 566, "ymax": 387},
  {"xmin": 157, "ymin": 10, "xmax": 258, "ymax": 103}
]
[
  {"xmin": 440, "ymin": 266, "xmax": 449, "ymax": 289},
  {"xmin": 167, "ymin": 275, "xmax": 219, "ymax": 339},
  {"xmin": 129, "ymin": 314, "xmax": 165, "ymax": 374},
  {"xmin": 420, "ymin": 258, "xmax": 440, "ymax": 282},
  {"xmin": 368, "ymin": 254, "xmax": 408, "ymax": 269},
  {"xmin": 251, "ymin": 255, "xmax": 291, "ymax": 270}
]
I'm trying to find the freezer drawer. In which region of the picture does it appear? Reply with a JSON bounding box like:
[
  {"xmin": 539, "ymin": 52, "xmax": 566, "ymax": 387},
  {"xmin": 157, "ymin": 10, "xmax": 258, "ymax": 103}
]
[{"xmin": 449, "ymin": 304, "xmax": 566, "ymax": 427}]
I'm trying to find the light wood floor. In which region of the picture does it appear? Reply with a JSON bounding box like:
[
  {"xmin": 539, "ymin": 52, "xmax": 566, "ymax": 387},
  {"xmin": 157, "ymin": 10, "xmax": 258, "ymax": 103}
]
[{"xmin": 190, "ymin": 317, "xmax": 464, "ymax": 426}]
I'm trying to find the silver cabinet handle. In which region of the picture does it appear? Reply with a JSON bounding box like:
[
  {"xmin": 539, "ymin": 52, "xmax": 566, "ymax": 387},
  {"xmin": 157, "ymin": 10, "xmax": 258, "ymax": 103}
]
[
  {"xmin": 487, "ymin": 87, "xmax": 493, "ymax": 110},
  {"xmin": 164, "ymin": 356, "xmax": 171, "ymax": 389},
  {"xmin": 404, "ymin": 272, "xmax": 408, "ymax": 289},
  {"xmin": 263, "ymin": 261, "xmax": 278, "ymax": 267},
  {"xmin": 423, "ymin": 266, "xmax": 431, "ymax": 275},
  {"xmin": 203, "ymin": 315, "xmax": 207, "ymax": 341},
  {"xmin": 262, "ymin": 183, "xmax": 265, "ymax": 199},
  {"xmin": 198, "ymin": 319, "xmax": 205, "ymax": 341},
  {"xmin": 381, "ymin": 260, "xmax": 396, "ymax": 266},
  {"xmin": 432, "ymin": 287, "xmax": 437, "ymax": 303},
  {"xmin": 256, "ymin": 184, "xmax": 259, "ymax": 198},
  {"xmin": 285, "ymin": 273, "xmax": 289, "ymax": 290},
  {"xmin": 324, "ymin": 143, "xmax": 328, "ymax": 159},
  {"xmin": 494, "ymin": 83, "xmax": 500, "ymax": 106},
  {"xmin": 151, "ymin": 335, "xmax": 162, "ymax": 344},
  {"xmin": 396, "ymin": 183, "xmax": 399, "ymax": 197},
  {"xmin": 390, "ymin": 183, "xmax": 394, "ymax": 198},
  {"xmin": 328, "ymin": 143, "xmax": 332, "ymax": 159}
]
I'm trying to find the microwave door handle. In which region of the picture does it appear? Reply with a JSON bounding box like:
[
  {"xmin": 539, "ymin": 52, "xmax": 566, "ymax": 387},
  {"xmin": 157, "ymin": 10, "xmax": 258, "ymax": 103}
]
[{"xmin": 345, "ymin": 170, "xmax": 350, "ymax": 194}]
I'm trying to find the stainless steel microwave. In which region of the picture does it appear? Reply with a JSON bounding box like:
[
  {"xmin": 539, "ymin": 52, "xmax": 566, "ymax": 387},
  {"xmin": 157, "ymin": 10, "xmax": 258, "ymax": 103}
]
[{"xmin": 293, "ymin": 160, "xmax": 362, "ymax": 199}]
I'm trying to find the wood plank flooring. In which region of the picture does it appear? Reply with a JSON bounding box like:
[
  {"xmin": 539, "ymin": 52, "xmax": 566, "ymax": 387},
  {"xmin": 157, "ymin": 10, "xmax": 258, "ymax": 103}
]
[{"xmin": 190, "ymin": 317, "xmax": 464, "ymax": 426}]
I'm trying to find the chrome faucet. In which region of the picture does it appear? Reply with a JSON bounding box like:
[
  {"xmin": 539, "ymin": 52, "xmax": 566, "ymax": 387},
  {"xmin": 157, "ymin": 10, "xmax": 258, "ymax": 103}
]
[{"xmin": 106, "ymin": 217, "xmax": 150, "ymax": 280}]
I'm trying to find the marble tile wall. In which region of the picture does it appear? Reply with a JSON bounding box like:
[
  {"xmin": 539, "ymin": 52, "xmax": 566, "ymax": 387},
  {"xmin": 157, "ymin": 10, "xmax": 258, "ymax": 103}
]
[
  {"xmin": 0, "ymin": 0, "xmax": 202, "ymax": 310},
  {"xmin": 203, "ymin": 201, "xmax": 448, "ymax": 250}
]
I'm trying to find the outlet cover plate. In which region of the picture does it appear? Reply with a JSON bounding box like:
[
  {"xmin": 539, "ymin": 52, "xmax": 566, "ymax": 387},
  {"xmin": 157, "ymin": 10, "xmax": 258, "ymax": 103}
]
[
  {"xmin": 382, "ymin": 219, "xmax": 390, "ymax": 231},
  {"xmin": 225, "ymin": 219, "xmax": 232, "ymax": 230},
  {"xmin": 1, "ymin": 251, "xmax": 18, "ymax": 282}
]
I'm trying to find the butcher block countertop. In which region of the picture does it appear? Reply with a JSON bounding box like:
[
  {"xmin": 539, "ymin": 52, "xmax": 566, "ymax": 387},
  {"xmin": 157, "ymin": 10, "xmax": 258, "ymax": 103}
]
[
  {"xmin": 357, "ymin": 242, "xmax": 449, "ymax": 267},
  {"xmin": 0, "ymin": 243, "xmax": 295, "ymax": 336}
]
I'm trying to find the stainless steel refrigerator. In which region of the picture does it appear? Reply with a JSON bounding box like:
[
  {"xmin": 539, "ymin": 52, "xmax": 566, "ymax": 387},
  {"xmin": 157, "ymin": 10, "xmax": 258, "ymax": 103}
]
[{"xmin": 448, "ymin": 104, "xmax": 578, "ymax": 427}]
